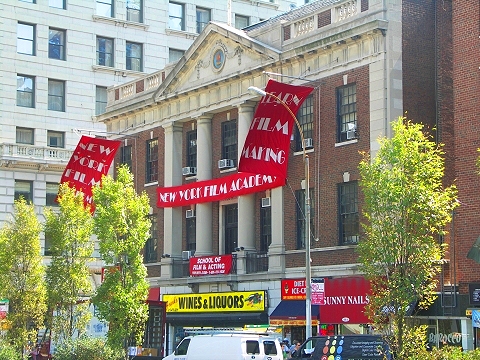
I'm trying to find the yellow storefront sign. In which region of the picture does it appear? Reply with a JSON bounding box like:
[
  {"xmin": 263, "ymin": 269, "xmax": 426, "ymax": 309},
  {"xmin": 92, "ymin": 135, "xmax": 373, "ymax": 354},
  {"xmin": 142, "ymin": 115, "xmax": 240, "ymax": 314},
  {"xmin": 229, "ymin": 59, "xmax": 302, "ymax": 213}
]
[{"xmin": 163, "ymin": 291, "xmax": 266, "ymax": 313}]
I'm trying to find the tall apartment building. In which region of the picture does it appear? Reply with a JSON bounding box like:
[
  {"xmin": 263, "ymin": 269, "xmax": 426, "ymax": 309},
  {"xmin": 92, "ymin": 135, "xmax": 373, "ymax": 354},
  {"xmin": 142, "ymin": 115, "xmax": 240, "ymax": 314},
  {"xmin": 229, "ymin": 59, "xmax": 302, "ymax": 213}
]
[
  {"xmin": 98, "ymin": 0, "xmax": 480, "ymax": 354},
  {"xmin": 1, "ymin": 0, "xmax": 299, "ymax": 252}
]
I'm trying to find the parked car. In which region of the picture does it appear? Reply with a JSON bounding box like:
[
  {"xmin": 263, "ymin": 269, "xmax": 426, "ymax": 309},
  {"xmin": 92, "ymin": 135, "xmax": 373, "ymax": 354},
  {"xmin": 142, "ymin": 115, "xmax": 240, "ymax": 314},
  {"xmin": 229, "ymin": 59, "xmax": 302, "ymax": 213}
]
[{"xmin": 162, "ymin": 332, "xmax": 283, "ymax": 360}]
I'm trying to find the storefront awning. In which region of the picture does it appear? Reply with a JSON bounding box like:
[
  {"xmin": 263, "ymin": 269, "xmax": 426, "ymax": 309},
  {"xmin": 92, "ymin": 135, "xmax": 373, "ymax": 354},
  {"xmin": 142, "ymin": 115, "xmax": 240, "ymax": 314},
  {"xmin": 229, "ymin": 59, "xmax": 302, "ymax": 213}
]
[
  {"xmin": 269, "ymin": 301, "xmax": 319, "ymax": 326},
  {"xmin": 148, "ymin": 287, "xmax": 160, "ymax": 301},
  {"xmin": 166, "ymin": 312, "xmax": 268, "ymax": 327}
]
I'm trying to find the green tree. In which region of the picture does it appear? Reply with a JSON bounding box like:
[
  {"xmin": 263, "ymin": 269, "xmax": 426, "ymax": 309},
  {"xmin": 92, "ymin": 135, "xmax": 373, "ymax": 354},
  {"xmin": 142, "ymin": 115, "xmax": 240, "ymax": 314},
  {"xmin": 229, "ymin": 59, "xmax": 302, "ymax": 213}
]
[
  {"xmin": 44, "ymin": 183, "xmax": 94, "ymax": 343},
  {"xmin": 92, "ymin": 165, "xmax": 150, "ymax": 351},
  {"xmin": 0, "ymin": 198, "xmax": 47, "ymax": 357},
  {"xmin": 358, "ymin": 117, "xmax": 458, "ymax": 358}
]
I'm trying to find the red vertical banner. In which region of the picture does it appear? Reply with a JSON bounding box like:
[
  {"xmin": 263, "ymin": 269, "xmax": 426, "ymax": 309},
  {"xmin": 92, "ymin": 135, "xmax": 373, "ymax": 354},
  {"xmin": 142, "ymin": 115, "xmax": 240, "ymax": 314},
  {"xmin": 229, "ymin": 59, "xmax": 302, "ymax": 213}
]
[
  {"xmin": 60, "ymin": 136, "xmax": 121, "ymax": 210},
  {"xmin": 238, "ymin": 79, "xmax": 313, "ymax": 178}
]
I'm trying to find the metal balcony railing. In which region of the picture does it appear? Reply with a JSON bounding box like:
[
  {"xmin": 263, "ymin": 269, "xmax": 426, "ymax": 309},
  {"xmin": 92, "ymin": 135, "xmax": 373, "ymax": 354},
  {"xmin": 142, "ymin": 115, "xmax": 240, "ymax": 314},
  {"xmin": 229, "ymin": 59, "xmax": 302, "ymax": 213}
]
[{"xmin": 245, "ymin": 252, "xmax": 268, "ymax": 274}]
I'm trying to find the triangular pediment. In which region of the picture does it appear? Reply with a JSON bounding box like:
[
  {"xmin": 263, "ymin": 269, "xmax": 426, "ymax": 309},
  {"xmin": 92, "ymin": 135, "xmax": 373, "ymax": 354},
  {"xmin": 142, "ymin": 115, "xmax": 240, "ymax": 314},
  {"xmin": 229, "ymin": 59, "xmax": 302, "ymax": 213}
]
[{"xmin": 153, "ymin": 22, "xmax": 280, "ymax": 100}]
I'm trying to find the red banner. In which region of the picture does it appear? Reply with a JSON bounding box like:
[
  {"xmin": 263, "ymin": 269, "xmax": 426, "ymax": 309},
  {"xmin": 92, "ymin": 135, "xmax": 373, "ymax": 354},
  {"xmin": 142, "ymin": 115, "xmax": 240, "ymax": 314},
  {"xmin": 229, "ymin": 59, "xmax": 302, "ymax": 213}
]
[
  {"xmin": 157, "ymin": 172, "xmax": 284, "ymax": 207},
  {"xmin": 189, "ymin": 254, "xmax": 233, "ymax": 276},
  {"xmin": 60, "ymin": 136, "xmax": 121, "ymax": 210},
  {"xmin": 281, "ymin": 277, "xmax": 371, "ymax": 324},
  {"xmin": 238, "ymin": 79, "xmax": 314, "ymax": 178}
]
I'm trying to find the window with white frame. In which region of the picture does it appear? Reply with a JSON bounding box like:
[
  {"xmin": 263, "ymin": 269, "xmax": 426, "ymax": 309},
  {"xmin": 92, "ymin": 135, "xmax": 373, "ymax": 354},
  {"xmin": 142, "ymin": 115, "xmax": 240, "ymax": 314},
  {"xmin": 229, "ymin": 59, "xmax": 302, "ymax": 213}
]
[
  {"xmin": 169, "ymin": 48, "xmax": 184, "ymax": 63},
  {"xmin": 15, "ymin": 180, "xmax": 33, "ymax": 202},
  {"xmin": 48, "ymin": 79, "xmax": 65, "ymax": 111},
  {"xmin": 146, "ymin": 139, "xmax": 158, "ymax": 183},
  {"xmin": 224, "ymin": 204, "xmax": 238, "ymax": 254},
  {"xmin": 169, "ymin": 2, "xmax": 184, "ymax": 31},
  {"xmin": 338, "ymin": 181, "xmax": 359, "ymax": 244},
  {"xmin": 96, "ymin": 36, "xmax": 114, "ymax": 67},
  {"xmin": 186, "ymin": 130, "xmax": 197, "ymax": 168},
  {"xmin": 17, "ymin": 75, "xmax": 35, "ymax": 108},
  {"xmin": 186, "ymin": 217, "xmax": 196, "ymax": 252},
  {"xmin": 126, "ymin": 0, "xmax": 142, "ymax": 23},
  {"xmin": 260, "ymin": 205, "xmax": 271, "ymax": 253},
  {"xmin": 16, "ymin": 127, "xmax": 34, "ymax": 145},
  {"xmin": 49, "ymin": 0, "xmax": 65, "ymax": 9},
  {"xmin": 294, "ymin": 94, "xmax": 314, "ymax": 152},
  {"xmin": 196, "ymin": 7, "xmax": 211, "ymax": 33},
  {"xmin": 126, "ymin": 41, "xmax": 142, "ymax": 71},
  {"xmin": 96, "ymin": 86, "xmax": 107, "ymax": 115},
  {"xmin": 221, "ymin": 120, "xmax": 237, "ymax": 164},
  {"xmin": 46, "ymin": 183, "xmax": 59, "ymax": 206},
  {"xmin": 144, "ymin": 215, "xmax": 157, "ymax": 263},
  {"xmin": 49, "ymin": 28, "xmax": 66, "ymax": 60},
  {"xmin": 235, "ymin": 14, "xmax": 249, "ymax": 29},
  {"xmin": 47, "ymin": 130, "xmax": 65, "ymax": 148},
  {"xmin": 96, "ymin": 0, "xmax": 113, "ymax": 17},
  {"xmin": 17, "ymin": 23, "xmax": 35, "ymax": 55},
  {"xmin": 121, "ymin": 145, "xmax": 132, "ymax": 171},
  {"xmin": 337, "ymin": 83, "xmax": 357, "ymax": 142}
]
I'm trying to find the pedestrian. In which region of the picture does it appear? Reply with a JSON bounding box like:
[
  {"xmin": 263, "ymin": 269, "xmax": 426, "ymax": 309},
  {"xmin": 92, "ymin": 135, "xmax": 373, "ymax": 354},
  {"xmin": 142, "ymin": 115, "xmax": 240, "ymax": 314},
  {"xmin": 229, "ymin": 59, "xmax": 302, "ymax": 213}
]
[
  {"xmin": 281, "ymin": 340, "xmax": 289, "ymax": 359},
  {"xmin": 289, "ymin": 341, "xmax": 301, "ymax": 358}
]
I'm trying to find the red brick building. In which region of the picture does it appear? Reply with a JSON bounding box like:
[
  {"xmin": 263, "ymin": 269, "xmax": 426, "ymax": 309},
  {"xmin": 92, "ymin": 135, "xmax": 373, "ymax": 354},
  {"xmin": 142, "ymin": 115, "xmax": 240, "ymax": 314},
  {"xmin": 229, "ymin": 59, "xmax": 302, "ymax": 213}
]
[{"xmin": 99, "ymin": 0, "xmax": 480, "ymax": 352}]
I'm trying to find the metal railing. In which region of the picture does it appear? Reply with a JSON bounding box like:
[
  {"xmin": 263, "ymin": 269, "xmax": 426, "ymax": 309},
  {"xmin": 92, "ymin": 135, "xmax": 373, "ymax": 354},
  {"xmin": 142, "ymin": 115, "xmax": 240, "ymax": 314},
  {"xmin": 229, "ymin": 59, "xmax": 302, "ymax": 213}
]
[{"xmin": 246, "ymin": 252, "xmax": 268, "ymax": 274}]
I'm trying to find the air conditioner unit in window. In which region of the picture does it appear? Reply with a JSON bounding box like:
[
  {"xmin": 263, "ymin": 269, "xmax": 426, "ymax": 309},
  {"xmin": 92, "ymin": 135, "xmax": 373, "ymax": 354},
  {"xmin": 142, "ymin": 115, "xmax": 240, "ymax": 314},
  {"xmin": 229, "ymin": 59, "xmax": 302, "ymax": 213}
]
[
  {"xmin": 303, "ymin": 138, "xmax": 313, "ymax": 149},
  {"xmin": 182, "ymin": 166, "xmax": 197, "ymax": 176},
  {"xmin": 182, "ymin": 250, "xmax": 194, "ymax": 260},
  {"xmin": 261, "ymin": 197, "xmax": 271, "ymax": 208},
  {"xmin": 185, "ymin": 209, "xmax": 195, "ymax": 218},
  {"xmin": 218, "ymin": 159, "xmax": 235, "ymax": 169},
  {"xmin": 346, "ymin": 129, "xmax": 357, "ymax": 140}
]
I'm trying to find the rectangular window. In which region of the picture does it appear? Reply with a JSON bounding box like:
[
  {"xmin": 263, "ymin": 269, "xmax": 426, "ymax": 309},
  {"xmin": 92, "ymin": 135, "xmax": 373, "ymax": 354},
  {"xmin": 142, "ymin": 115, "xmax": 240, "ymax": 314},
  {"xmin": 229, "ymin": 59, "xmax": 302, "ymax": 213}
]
[
  {"xmin": 196, "ymin": 7, "xmax": 211, "ymax": 33},
  {"xmin": 169, "ymin": 48, "xmax": 184, "ymax": 63},
  {"xmin": 17, "ymin": 75, "xmax": 35, "ymax": 108},
  {"xmin": 17, "ymin": 23, "xmax": 35, "ymax": 55},
  {"xmin": 49, "ymin": 28, "xmax": 66, "ymax": 60},
  {"xmin": 186, "ymin": 217, "xmax": 196, "ymax": 252},
  {"xmin": 96, "ymin": 0, "xmax": 113, "ymax": 17},
  {"xmin": 260, "ymin": 205, "xmax": 271, "ymax": 253},
  {"xmin": 121, "ymin": 145, "xmax": 132, "ymax": 171},
  {"xmin": 16, "ymin": 127, "xmax": 34, "ymax": 145},
  {"xmin": 47, "ymin": 130, "xmax": 65, "ymax": 148},
  {"xmin": 338, "ymin": 181, "xmax": 359, "ymax": 244},
  {"xmin": 186, "ymin": 130, "xmax": 197, "ymax": 168},
  {"xmin": 48, "ymin": 79, "xmax": 65, "ymax": 111},
  {"xmin": 96, "ymin": 86, "xmax": 107, "ymax": 115},
  {"xmin": 337, "ymin": 83, "xmax": 357, "ymax": 142},
  {"xmin": 169, "ymin": 2, "xmax": 184, "ymax": 31},
  {"xmin": 144, "ymin": 215, "xmax": 158, "ymax": 263},
  {"xmin": 46, "ymin": 183, "xmax": 59, "ymax": 206},
  {"xmin": 126, "ymin": 0, "xmax": 142, "ymax": 23},
  {"xmin": 126, "ymin": 41, "xmax": 142, "ymax": 71},
  {"xmin": 146, "ymin": 139, "xmax": 158, "ymax": 183},
  {"xmin": 15, "ymin": 180, "xmax": 33, "ymax": 202},
  {"xmin": 235, "ymin": 15, "xmax": 249, "ymax": 29},
  {"xmin": 224, "ymin": 204, "xmax": 238, "ymax": 254},
  {"xmin": 96, "ymin": 36, "xmax": 114, "ymax": 67},
  {"xmin": 222, "ymin": 120, "xmax": 237, "ymax": 163},
  {"xmin": 295, "ymin": 95, "xmax": 314, "ymax": 151},
  {"xmin": 49, "ymin": 0, "xmax": 65, "ymax": 9},
  {"xmin": 296, "ymin": 188, "xmax": 315, "ymax": 249}
]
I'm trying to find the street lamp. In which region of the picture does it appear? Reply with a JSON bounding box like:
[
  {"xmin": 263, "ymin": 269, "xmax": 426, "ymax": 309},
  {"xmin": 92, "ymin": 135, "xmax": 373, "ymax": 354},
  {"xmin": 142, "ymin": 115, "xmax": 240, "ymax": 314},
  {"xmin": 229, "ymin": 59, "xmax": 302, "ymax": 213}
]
[{"xmin": 247, "ymin": 86, "xmax": 312, "ymax": 339}]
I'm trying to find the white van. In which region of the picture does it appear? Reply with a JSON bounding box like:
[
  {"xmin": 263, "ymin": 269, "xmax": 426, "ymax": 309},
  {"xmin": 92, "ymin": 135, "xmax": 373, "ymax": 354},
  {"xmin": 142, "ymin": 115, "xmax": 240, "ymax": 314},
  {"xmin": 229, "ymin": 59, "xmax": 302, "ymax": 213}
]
[{"xmin": 163, "ymin": 332, "xmax": 283, "ymax": 360}]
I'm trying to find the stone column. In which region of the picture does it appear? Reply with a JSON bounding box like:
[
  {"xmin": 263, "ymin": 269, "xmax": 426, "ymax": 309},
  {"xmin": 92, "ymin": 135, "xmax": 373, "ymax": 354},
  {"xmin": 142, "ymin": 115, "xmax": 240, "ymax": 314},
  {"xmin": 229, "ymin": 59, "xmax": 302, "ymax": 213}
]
[
  {"xmin": 161, "ymin": 123, "xmax": 183, "ymax": 278},
  {"xmin": 195, "ymin": 114, "xmax": 213, "ymax": 256},
  {"xmin": 236, "ymin": 102, "xmax": 257, "ymax": 253},
  {"xmin": 268, "ymin": 186, "xmax": 285, "ymax": 273}
]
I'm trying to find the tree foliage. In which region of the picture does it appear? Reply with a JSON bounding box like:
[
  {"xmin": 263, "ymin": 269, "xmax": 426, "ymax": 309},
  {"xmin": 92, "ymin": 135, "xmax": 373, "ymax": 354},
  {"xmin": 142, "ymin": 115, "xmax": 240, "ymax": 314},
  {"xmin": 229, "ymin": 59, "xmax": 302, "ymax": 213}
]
[
  {"xmin": 44, "ymin": 183, "xmax": 94, "ymax": 343},
  {"xmin": 92, "ymin": 165, "xmax": 151, "ymax": 350},
  {"xmin": 358, "ymin": 117, "xmax": 458, "ymax": 358},
  {"xmin": 0, "ymin": 198, "xmax": 47, "ymax": 356}
]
